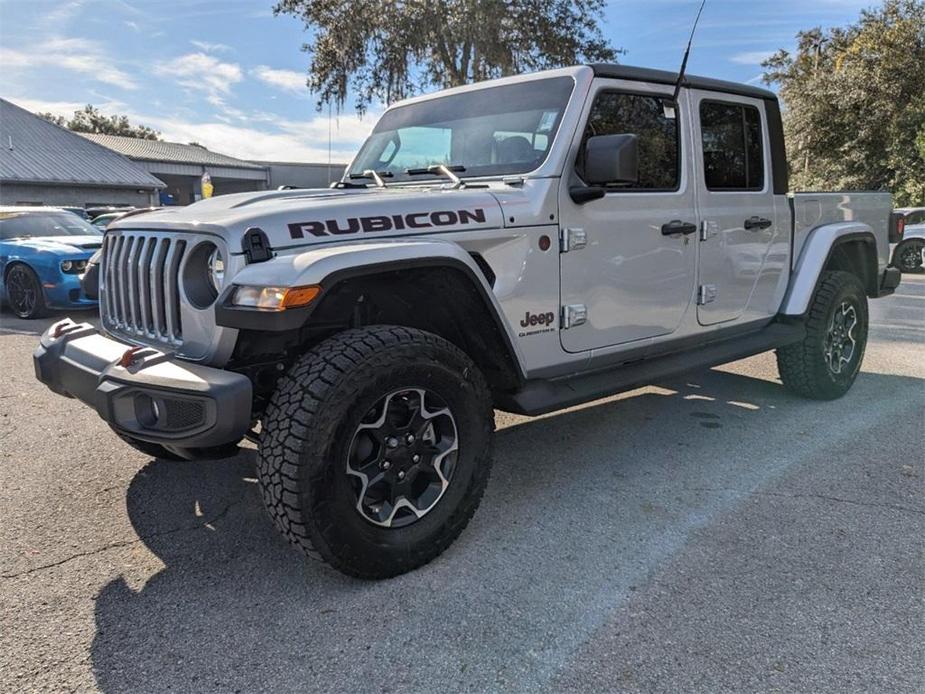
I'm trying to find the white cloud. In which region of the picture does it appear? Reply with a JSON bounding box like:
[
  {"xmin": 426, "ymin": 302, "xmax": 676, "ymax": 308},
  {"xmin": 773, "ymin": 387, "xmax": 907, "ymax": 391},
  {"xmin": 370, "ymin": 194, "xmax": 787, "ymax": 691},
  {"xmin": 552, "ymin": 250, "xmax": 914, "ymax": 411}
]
[
  {"xmin": 252, "ymin": 65, "xmax": 306, "ymax": 94},
  {"xmin": 191, "ymin": 40, "xmax": 232, "ymax": 53},
  {"xmin": 159, "ymin": 52, "xmax": 243, "ymax": 104},
  {"xmin": 126, "ymin": 110, "xmax": 378, "ymax": 163},
  {"xmin": 0, "ymin": 38, "xmax": 137, "ymax": 89},
  {"xmin": 730, "ymin": 50, "xmax": 776, "ymax": 66}
]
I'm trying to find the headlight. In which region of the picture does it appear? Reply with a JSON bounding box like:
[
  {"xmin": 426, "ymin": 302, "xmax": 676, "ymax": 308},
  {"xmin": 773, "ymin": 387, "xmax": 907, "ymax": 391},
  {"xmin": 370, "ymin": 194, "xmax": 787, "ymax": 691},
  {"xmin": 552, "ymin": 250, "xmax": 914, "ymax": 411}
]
[
  {"xmin": 231, "ymin": 285, "xmax": 321, "ymax": 311},
  {"xmin": 208, "ymin": 247, "xmax": 225, "ymax": 293},
  {"xmin": 60, "ymin": 259, "xmax": 88, "ymax": 274}
]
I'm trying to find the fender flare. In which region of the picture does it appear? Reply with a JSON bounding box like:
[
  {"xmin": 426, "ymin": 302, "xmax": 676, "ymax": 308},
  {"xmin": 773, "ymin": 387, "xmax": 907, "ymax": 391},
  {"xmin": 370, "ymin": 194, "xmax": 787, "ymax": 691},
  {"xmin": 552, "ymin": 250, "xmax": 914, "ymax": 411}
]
[
  {"xmin": 780, "ymin": 221, "xmax": 876, "ymax": 316},
  {"xmin": 215, "ymin": 238, "xmax": 527, "ymax": 377}
]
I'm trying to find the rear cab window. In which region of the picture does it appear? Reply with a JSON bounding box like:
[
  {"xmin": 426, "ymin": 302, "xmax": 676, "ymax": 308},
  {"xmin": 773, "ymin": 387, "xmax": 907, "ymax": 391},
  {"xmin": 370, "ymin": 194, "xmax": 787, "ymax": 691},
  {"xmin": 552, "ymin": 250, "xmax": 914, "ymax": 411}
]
[{"xmin": 699, "ymin": 101, "xmax": 765, "ymax": 191}]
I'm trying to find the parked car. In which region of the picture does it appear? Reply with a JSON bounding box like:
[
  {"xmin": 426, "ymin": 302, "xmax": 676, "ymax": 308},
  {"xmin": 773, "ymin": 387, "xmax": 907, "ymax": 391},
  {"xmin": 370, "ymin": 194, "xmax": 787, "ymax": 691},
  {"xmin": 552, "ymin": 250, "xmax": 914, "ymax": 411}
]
[
  {"xmin": 91, "ymin": 207, "xmax": 158, "ymax": 229},
  {"xmin": 35, "ymin": 64, "xmax": 900, "ymax": 578},
  {"xmin": 61, "ymin": 206, "xmax": 92, "ymax": 221},
  {"xmin": 91, "ymin": 211, "xmax": 125, "ymax": 228},
  {"xmin": 891, "ymin": 207, "xmax": 925, "ymax": 272},
  {"xmin": 87, "ymin": 206, "xmax": 134, "ymax": 219},
  {"xmin": 0, "ymin": 207, "xmax": 102, "ymax": 318}
]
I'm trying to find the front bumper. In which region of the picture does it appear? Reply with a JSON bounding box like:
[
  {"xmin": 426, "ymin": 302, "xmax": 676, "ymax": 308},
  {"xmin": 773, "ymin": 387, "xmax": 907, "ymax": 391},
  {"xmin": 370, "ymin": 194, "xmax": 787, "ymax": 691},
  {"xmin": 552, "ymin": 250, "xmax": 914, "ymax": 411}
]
[
  {"xmin": 34, "ymin": 319, "xmax": 252, "ymax": 449},
  {"xmin": 43, "ymin": 271, "xmax": 97, "ymax": 309}
]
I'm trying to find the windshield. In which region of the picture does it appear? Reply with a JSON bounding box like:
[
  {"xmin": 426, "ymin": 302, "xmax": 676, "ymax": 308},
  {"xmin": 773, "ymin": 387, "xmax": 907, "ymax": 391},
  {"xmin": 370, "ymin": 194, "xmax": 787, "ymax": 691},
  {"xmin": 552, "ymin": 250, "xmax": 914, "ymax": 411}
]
[
  {"xmin": 348, "ymin": 76, "xmax": 575, "ymax": 182},
  {"xmin": 0, "ymin": 211, "xmax": 103, "ymax": 240}
]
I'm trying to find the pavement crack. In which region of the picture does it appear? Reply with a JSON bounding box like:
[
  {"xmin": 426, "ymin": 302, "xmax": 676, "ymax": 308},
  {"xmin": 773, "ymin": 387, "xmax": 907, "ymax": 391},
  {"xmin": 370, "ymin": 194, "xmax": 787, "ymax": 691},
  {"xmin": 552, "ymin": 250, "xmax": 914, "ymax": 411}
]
[
  {"xmin": 689, "ymin": 486, "xmax": 925, "ymax": 516},
  {"xmin": 1, "ymin": 498, "xmax": 245, "ymax": 580}
]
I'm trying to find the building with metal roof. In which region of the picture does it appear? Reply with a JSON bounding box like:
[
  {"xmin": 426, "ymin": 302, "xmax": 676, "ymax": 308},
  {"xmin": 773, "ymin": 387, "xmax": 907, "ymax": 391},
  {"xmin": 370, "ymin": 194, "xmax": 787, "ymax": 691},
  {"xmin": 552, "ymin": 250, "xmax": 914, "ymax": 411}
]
[
  {"xmin": 0, "ymin": 98, "xmax": 164, "ymax": 208},
  {"xmin": 81, "ymin": 133, "xmax": 270, "ymax": 205}
]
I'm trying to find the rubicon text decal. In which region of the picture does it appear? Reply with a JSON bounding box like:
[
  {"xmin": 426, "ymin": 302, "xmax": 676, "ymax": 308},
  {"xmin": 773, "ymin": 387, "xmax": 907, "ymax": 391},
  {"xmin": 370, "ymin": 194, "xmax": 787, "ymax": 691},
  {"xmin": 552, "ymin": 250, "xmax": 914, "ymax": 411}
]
[{"xmin": 288, "ymin": 208, "xmax": 487, "ymax": 239}]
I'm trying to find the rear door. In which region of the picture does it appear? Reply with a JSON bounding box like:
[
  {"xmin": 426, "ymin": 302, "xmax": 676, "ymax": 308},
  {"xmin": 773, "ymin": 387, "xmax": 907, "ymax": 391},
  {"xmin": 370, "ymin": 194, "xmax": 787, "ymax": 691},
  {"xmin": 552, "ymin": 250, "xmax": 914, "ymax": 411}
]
[
  {"xmin": 558, "ymin": 82, "xmax": 697, "ymax": 352},
  {"xmin": 691, "ymin": 93, "xmax": 785, "ymax": 325}
]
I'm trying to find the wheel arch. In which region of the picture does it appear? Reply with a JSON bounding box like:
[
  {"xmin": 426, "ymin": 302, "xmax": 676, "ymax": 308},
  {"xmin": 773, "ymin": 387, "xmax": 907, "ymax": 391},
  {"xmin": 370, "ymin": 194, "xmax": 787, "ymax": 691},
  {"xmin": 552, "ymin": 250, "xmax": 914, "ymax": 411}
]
[
  {"xmin": 221, "ymin": 241, "xmax": 527, "ymax": 398},
  {"xmin": 780, "ymin": 222, "xmax": 879, "ymax": 316}
]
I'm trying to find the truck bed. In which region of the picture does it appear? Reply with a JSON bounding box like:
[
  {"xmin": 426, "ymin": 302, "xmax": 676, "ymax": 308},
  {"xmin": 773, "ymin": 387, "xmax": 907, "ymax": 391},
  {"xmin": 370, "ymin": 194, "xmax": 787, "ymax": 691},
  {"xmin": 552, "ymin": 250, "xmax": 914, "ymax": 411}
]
[{"xmin": 790, "ymin": 192, "xmax": 893, "ymax": 273}]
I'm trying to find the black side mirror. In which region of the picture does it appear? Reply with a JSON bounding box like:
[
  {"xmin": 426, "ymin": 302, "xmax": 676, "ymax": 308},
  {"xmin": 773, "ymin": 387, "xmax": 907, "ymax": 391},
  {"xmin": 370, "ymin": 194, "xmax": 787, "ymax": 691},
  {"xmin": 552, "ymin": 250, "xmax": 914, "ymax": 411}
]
[{"xmin": 584, "ymin": 134, "xmax": 639, "ymax": 186}]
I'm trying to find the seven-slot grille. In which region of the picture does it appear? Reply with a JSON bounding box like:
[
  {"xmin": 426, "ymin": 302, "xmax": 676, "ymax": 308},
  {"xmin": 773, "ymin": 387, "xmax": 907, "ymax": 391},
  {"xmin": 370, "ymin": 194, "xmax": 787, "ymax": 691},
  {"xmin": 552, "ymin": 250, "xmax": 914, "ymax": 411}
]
[{"xmin": 101, "ymin": 232, "xmax": 186, "ymax": 345}]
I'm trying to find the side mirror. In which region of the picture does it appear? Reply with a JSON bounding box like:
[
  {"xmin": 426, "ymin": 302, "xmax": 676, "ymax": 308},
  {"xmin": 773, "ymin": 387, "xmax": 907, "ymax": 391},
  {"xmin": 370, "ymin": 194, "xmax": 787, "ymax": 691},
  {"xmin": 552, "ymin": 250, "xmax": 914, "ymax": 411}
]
[{"xmin": 584, "ymin": 134, "xmax": 639, "ymax": 186}]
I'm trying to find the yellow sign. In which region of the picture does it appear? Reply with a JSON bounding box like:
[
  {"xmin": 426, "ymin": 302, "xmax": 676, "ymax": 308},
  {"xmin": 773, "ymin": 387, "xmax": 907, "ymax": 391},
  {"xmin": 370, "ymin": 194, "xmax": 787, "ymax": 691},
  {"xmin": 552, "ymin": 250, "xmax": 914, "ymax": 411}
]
[{"xmin": 201, "ymin": 172, "xmax": 214, "ymax": 199}]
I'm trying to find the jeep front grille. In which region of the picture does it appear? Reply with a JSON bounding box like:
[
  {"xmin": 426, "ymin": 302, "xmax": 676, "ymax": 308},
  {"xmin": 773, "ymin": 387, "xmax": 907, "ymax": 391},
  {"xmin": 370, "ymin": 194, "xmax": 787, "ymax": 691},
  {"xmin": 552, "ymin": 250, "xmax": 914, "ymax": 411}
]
[{"xmin": 100, "ymin": 232, "xmax": 187, "ymax": 346}]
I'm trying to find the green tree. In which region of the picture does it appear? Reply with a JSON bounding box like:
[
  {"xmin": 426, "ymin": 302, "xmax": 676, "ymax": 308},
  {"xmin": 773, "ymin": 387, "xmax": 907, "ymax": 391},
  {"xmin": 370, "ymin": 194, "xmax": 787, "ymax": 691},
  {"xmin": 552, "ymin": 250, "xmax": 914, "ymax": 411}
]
[
  {"xmin": 762, "ymin": 0, "xmax": 925, "ymax": 206},
  {"xmin": 274, "ymin": 0, "xmax": 618, "ymax": 112},
  {"xmin": 38, "ymin": 105, "xmax": 161, "ymax": 140}
]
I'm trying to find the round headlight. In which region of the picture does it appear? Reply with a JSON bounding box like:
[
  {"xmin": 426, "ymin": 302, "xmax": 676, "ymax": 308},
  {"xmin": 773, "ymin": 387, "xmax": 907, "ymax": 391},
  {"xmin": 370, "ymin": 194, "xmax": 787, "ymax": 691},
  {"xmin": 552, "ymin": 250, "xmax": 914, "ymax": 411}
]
[
  {"xmin": 208, "ymin": 247, "xmax": 225, "ymax": 293},
  {"xmin": 61, "ymin": 260, "xmax": 73, "ymax": 272}
]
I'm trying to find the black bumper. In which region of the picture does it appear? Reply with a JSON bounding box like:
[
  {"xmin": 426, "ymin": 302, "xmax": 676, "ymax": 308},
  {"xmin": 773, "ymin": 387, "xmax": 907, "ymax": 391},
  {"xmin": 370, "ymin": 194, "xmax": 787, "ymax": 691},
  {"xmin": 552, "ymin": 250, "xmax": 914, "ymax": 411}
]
[{"xmin": 34, "ymin": 319, "xmax": 253, "ymax": 449}]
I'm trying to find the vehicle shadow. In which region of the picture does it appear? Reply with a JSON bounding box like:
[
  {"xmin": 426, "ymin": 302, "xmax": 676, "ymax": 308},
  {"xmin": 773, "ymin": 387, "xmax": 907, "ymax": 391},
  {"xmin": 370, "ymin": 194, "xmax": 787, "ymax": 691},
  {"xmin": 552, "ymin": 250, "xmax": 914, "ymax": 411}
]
[{"xmin": 88, "ymin": 366, "xmax": 923, "ymax": 693}]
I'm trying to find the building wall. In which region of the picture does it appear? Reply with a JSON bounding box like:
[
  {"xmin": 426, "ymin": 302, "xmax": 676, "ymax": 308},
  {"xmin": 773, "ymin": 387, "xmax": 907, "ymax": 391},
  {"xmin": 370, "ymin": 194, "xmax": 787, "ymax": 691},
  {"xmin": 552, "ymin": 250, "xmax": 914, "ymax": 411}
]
[
  {"xmin": 0, "ymin": 183, "xmax": 156, "ymax": 208},
  {"xmin": 156, "ymin": 173, "xmax": 268, "ymax": 206},
  {"xmin": 259, "ymin": 162, "xmax": 347, "ymax": 189}
]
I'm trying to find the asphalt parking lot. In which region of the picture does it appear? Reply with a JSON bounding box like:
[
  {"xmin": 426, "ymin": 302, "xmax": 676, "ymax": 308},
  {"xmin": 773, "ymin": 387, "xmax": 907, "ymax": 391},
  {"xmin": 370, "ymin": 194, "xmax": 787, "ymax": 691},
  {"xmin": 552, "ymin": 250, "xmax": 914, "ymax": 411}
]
[{"xmin": 1, "ymin": 276, "xmax": 923, "ymax": 694}]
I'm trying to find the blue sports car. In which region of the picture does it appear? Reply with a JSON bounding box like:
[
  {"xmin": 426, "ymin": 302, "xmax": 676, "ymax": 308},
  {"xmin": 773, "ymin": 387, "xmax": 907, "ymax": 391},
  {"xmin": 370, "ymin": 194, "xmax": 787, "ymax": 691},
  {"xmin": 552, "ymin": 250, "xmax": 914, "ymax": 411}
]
[{"xmin": 0, "ymin": 207, "xmax": 102, "ymax": 319}]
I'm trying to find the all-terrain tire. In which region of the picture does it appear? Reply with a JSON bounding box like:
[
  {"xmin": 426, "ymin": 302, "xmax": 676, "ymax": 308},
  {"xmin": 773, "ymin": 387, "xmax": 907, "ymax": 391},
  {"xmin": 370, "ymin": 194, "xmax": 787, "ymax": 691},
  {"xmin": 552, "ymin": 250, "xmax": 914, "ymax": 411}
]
[
  {"xmin": 776, "ymin": 270, "xmax": 868, "ymax": 400},
  {"xmin": 257, "ymin": 325, "xmax": 494, "ymax": 579}
]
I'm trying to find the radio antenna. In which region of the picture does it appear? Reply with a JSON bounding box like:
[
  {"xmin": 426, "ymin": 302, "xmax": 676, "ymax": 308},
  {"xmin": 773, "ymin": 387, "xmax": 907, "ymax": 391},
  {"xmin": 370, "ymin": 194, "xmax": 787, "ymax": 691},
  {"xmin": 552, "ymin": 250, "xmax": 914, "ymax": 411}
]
[{"xmin": 672, "ymin": 0, "xmax": 707, "ymax": 103}]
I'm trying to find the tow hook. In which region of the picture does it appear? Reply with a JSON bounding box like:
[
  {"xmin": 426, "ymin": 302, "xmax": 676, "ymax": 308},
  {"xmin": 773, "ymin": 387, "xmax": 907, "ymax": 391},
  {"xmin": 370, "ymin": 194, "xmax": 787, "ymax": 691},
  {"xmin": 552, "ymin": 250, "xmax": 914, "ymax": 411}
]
[
  {"xmin": 51, "ymin": 319, "xmax": 82, "ymax": 339},
  {"xmin": 117, "ymin": 346, "xmax": 147, "ymax": 368}
]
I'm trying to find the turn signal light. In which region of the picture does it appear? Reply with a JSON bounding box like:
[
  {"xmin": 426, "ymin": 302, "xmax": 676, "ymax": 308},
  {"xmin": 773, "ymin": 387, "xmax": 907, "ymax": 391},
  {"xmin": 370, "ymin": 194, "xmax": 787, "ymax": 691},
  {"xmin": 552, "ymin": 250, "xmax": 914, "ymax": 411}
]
[{"xmin": 231, "ymin": 284, "xmax": 321, "ymax": 311}]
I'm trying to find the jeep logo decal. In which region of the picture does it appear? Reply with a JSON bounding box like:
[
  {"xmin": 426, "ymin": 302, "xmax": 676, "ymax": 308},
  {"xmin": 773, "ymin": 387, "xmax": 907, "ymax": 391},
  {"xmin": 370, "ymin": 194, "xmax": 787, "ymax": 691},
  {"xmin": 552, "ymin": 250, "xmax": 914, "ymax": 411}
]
[
  {"xmin": 520, "ymin": 311, "xmax": 556, "ymax": 328},
  {"xmin": 287, "ymin": 208, "xmax": 487, "ymax": 239}
]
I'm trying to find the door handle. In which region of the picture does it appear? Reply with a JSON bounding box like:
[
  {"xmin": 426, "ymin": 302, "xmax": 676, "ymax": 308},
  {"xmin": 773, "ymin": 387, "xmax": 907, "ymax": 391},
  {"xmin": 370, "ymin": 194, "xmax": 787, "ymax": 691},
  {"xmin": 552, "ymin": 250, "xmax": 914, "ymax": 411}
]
[
  {"xmin": 744, "ymin": 216, "xmax": 773, "ymax": 231},
  {"xmin": 661, "ymin": 220, "xmax": 698, "ymax": 236}
]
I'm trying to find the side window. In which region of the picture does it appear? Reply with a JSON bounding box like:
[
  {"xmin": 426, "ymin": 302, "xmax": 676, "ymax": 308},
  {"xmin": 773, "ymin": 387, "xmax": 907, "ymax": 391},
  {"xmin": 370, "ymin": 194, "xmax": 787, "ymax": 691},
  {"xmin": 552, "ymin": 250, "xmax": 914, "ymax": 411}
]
[
  {"xmin": 700, "ymin": 101, "xmax": 765, "ymax": 191},
  {"xmin": 578, "ymin": 92, "xmax": 680, "ymax": 191}
]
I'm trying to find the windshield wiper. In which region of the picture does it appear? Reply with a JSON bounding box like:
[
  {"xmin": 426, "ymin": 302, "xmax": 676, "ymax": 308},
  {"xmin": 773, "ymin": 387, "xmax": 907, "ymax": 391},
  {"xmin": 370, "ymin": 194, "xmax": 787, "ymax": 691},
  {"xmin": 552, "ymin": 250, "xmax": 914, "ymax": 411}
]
[
  {"xmin": 406, "ymin": 164, "xmax": 467, "ymax": 189},
  {"xmin": 348, "ymin": 169, "xmax": 394, "ymax": 188}
]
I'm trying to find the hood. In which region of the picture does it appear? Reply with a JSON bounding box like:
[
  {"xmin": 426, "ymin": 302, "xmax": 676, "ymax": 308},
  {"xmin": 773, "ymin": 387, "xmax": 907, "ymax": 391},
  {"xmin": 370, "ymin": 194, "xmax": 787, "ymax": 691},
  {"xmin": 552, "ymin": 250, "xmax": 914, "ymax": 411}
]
[
  {"xmin": 109, "ymin": 187, "xmax": 507, "ymax": 252},
  {"xmin": 3, "ymin": 235, "xmax": 103, "ymax": 254}
]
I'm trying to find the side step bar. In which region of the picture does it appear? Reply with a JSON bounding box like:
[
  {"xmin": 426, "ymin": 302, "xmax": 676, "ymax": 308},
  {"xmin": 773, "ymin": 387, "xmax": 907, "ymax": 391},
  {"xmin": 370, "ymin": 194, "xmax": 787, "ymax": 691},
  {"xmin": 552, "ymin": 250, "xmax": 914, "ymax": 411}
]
[{"xmin": 497, "ymin": 322, "xmax": 805, "ymax": 416}]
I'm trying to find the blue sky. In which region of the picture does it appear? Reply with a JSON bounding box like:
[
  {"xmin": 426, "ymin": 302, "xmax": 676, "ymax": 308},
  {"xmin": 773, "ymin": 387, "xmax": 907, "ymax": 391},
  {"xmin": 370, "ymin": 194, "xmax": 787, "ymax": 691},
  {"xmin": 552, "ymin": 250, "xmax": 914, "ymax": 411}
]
[{"xmin": 0, "ymin": 0, "xmax": 876, "ymax": 163}]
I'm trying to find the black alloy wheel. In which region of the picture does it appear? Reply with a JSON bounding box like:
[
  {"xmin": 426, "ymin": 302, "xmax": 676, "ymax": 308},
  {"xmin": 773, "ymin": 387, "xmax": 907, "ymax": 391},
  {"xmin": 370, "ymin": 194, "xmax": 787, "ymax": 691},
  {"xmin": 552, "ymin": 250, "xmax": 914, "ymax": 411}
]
[
  {"xmin": 5, "ymin": 265, "xmax": 46, "ymax": 319},
  {"xmin": 346, "ymin": 387, "xmax": 459, "ymax": 528}
]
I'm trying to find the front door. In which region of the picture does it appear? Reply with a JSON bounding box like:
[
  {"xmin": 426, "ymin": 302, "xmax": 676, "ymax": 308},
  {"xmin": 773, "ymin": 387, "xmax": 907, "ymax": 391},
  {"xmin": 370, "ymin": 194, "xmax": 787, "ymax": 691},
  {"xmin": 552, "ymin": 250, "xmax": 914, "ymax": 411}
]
[
  {"xmin": 690, "ymin": 93, "xmax": 783, "ymax": 325},
  {"xmin": 558, "ymin": 84, "xmax": 697, "ymax": 353}
]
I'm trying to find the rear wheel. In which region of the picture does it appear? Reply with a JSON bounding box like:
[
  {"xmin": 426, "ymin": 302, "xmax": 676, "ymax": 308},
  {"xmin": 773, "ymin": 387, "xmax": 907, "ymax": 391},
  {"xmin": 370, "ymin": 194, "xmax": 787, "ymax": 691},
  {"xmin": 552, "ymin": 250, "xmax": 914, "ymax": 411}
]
[
  {"xmin": 257, "ymin": 325, "xmax": 494, "ymax": 579},
  {"xmin": 5, "ymin": 264, "xmax": 47, "ymax": 319},
  {"xmin": 893, "ymin": 239, "xmax": 924, "ymax": 273},
  {"xmin": 776, "ymin": 271, "xmax": 868, "ymax": 400}
]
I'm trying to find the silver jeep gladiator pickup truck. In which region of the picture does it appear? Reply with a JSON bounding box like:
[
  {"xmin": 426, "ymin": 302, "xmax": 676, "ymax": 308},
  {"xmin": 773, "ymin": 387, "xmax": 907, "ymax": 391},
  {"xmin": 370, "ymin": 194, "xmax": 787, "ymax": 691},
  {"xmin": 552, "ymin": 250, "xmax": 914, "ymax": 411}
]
[{"xmin": 35, "ymin": 65, "xmax": 902, "ymax": 578}]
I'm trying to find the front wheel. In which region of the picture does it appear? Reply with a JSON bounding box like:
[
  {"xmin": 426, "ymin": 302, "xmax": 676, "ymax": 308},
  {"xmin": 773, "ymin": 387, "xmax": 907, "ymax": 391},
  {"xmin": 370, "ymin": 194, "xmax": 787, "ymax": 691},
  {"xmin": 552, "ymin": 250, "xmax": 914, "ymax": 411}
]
[
  {"xmin": 5, "ymin": 264, "xmax": 47, "ymax": 319},
  {"xmin": 892, "ymin": 239, "xmax": 924, "ymax": 273},
  {"xmin": 257, "ymin": 326, "xmax": 494, "ymax": 579},
  {"xmin": 776, "ymin": 270, "xmax": 868, "ymax": 400}
]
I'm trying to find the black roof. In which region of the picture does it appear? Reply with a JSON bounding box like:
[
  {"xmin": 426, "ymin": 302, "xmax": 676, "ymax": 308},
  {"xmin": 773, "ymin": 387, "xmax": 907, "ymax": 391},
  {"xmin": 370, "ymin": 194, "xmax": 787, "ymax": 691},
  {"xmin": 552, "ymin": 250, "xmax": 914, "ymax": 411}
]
[{"xmin": 588, "ymin": 64, "xmax": 777, "ymax": 101}]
